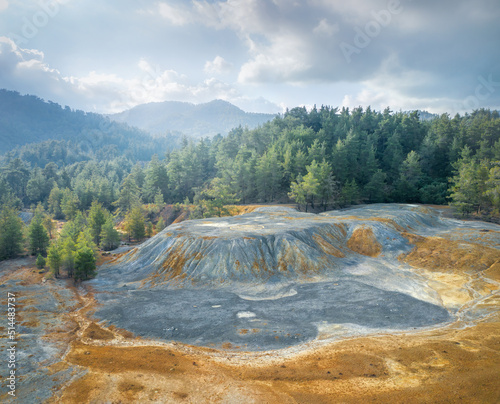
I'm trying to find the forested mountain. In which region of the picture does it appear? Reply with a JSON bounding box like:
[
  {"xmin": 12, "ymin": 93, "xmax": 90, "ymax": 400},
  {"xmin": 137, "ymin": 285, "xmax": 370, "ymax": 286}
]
[
  {"xmin": 0, "ymin": 89, "xmax": 180, "ymax": 158},
  {"xmin": 109, "ymin": 99, "xmax": 276, "ymax": 137},
  {"xmin": 2, "ymin": 103, "xmax": 499, "ymax": 219}
]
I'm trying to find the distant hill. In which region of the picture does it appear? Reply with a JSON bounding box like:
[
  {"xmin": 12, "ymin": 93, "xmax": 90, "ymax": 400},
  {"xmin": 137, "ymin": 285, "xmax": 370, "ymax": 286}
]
[
  {"xmin": 109, "ymin": 99, "xmax": 277, "ymax": 137},
  {"xmin": 402, "ymin": 110, "xmax": 438, "ymax": 121},
  {"xmin": 416, "ymin": 110, "xmax": 439, "ymax": 121},
  {"xmin": 0, "ymin": 89, "xmax": 180, "ymax": 162}
]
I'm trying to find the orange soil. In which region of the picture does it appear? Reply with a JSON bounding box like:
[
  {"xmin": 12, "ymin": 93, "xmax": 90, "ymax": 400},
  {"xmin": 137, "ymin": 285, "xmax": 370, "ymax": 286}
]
[
  {"xmin": 346, "ymin": 226, "xmax": 382, "ymax": 257},
  {"xmin": 401, "ymin": 234, "xmax": 500, "ymax": 274},
  {"xmin": 52, "ymin": 231, "xmax": 500, "ymax": 404},
  {"xmin": 56, "ymin": 314, "xmax": 500, "ymax": 403},
  {"xmin": 3, "ymin": 219, "xmax": 500, "ymax": 403}
]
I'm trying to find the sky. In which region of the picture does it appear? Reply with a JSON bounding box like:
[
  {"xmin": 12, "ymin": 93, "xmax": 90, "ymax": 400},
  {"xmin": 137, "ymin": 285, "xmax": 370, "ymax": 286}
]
[{"xmin": 0, "ymin": 0, "xmax": 499, "ymax": 114}]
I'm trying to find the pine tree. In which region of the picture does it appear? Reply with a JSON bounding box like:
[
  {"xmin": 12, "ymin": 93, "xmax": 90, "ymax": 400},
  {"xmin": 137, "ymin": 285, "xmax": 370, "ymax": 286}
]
[
  {"xmin": 88, "ymin": 201, "xmax": 108, "ymax": 245},
  {"xmin": 28, "ymin": 208, "xmax": 50, "ymax": 256},
  {"xmin": 116, "ymin": 174, "xmax": 141, "ymax": 213},
  {"xmin": 47, "ymin": 240, "xmax": 62, "ymax": 278},
  {"xmin": 154, "ymin": 188, "xmax": 165, "ymax": 210},
  {"xmin": 365, "ymin": 170, "xmax": 387, "ymax": 203},
  {"xmin": 142, "ymin": 155, "xmax": 168, "ymax": 203},
  {"xmin": 74, "ymin": 246, "xmax": 96, "ymax": 282},
  {"xmin": 61, "ymin": 188, "xmax": 80, "ymax": 220},
  {"xmin": 124, "ymin": 206, "xmax": 146, "ymax": 241},
  {"xmin": 394, "ymin": 151, "xmax": 423, "ymax": 202},
  {"xmin": 76, "ymin": 228, "xmax": 98, "ymax": 255},
  {"xmin": 145, "ymin": 221, "xmax": 154, "ymax": 238},
  {"xmin": 449, "ymin": 148, "xmax": 490, "ymax": 215},
  {"xmin": 99, "ymin": 218, "xmax": 121, "ymax": 251},
  {"xmin": 340, "ymin": 179, "xmax": 361, "ymax": 206},
  {"xmin": 155, "ymin": 216, "xmax": 166, "ymax": 233},
  {"xmin": 42, "ymin": 214, "xmax": 55, "ymax": 239},
  {"xmin": 61, "ymin": 237, "xmax": 76, "ymax": 278},
  {"xmin": 36, "ymin": 254, "xmax": 46, "ymax": 269},
  {"xmin": 48, "ymin": 185, "xmax": 63, "ymax": 219},
  {"xmin": 314, "ymin": 160, "xmax": 338, "ymax": 210},
  {"xmin": 288, "ymin": 175, "xmax": 307, "ymax": 211},
  {"xmin": 0, "ymin": 206, "xmax": 24, "ymax": 260}
]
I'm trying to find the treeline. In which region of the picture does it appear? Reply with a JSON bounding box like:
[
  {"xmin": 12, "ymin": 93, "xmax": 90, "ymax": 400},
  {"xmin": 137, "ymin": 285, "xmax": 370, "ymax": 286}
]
[
  {"xmin": 2, "ymin": 105, "xmax": 500, "ymax": 267},
  {"xmin": 2, "ymin": 106, "xmax": 500, "ymax": 217}
]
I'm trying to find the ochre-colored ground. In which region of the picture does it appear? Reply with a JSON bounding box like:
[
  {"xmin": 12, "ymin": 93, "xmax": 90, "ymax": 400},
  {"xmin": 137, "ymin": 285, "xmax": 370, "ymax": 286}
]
[
  {"xmin": 3, "ymin": 219, "xmax": 500, "ymax": 403},
  {"xmin": 55, "ymin": 311, "xmax": 500, "ymax": 403},
  {"xmin": 48, "ymin": 230, "xmax": 500, "ymax": 403}
]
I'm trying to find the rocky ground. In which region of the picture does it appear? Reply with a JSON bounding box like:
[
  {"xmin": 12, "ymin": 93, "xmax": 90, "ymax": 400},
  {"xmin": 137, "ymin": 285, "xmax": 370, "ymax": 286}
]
[{"xmin": 1, "ymin": 204, "xmax": 499, "ymax": 403}]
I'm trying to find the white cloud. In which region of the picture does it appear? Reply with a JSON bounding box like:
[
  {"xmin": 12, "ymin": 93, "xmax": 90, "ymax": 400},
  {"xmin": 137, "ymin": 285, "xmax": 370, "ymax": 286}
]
[
  {"xmin": 157, "ymin": 2, "xmax": 191, "ymax": 25},
  {"xmin": 155, "ymin": 0, "xmax": 313, "ymax": 83},
  {"xmin": 2, "ymin": 1, "xmax": 500, "ymax": 114},
  {"xmin": 204, "ymin": 56, "xmax": 233, "ymax": 75},
  {"xmin": 0, "ymin": 0, "xmax": 8, "ymax": 13},
  {"xmin": 0, "ymin": 37, "xmax": 280, "ymax": 113},
  {"xmin": 313, "ymin": 19, "xmax": 338, "ymax": 37}
]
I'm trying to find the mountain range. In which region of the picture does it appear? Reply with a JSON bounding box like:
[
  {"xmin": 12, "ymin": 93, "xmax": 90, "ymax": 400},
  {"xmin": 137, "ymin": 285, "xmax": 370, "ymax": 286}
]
[{"xmin": 109, "ymin": 99, "xmax": 277, "ymax": 138}]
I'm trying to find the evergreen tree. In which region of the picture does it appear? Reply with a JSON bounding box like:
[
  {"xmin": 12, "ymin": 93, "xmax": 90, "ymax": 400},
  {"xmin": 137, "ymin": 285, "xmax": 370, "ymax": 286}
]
[
  {"xmin": 74, "ymin": 246, "xmax": 97, "ymax": 282},
  {"xmin": 36, "ymin": 254, "xmax": 46, "ymax": 269},
  {"xmin": 48, "ymin": 185, "xmax": 63, "ymax": 219},
  {"xmin": 256, "ymin": 148, "xmax": 282, "ymax": 202},
  {"xmin": 485, "ymin": 163, "xmax": 500, "ymax": 212},
  {"xmin": 394, "ymin": 151, "xmax": 423, "ymax": 202},
  {"xmin": 340, "ymin": 179, "xmax": 361, "ymax": 206},
  {"xmin": 142, "ymin": 155, "xmax": 169, "ymax": 202},
  {"xmin": 88, "ymin": 201, "xmax": 108, "ymax": 245},
  {"xmin": 26, "ymin": 167, "xmax": 52, "ymax": 205},
  {"xmin": 61, "ymin": 188, "xmax": 80, "ymax": 220},
  {"xmin": 315, "ymin": 160, "xmax": 339, "ymax": 210},
  {"xmin": 124, "ymin": 206, "xmax": 146, "ymax": 241},
  {"xmin": 42, "ymin": 214, "xmax": 55, "ymax": 239},
  {"xmin": 76, "ymin": 228, "xmax": 98, "ymax": 255},
  {"xmin": 288, "ymin": 175, "xmax": 307, "ymax": 211},
  {"xmin": 116, "ymin": 174, "xmax": 141, "ymax": 213},
  {"xmin": 155, "ymin": 216, "xmax": 166, "ymax": 233},
  {"xmin": 154, "ymin": 188, "xmax": 165, "ymax": 207},
  {"xmin": 47, "ymin": 240, "xmax": 62, "ymax": 278},
  {"xmin": 288, "ymin": 170, "xmax": 319, "ymax": 212},
  {"xmin": 145, "ymin": 221, "xmax": 154, "ymax": 238},
  {"xmin": 28, "ymin": 207, "xmax": 50, "ymax": 256},
  {"xmin": 449, "ymin": 148, "xmax": 489, "ymax": 215},
  {"xmin": 365, "ymin": 170, "xmax": 388, "ymax": 203},
  {"xmin": 99, "ymin": 218, "xmax": 121, "ymax": 251},
  {"xmin": 60, "ymin": 212, "xmax": 86, "ymax": 243},
  {"xmin": 0, "ymin": 206, "xmax": 24, "ymax": 260},
  {"xmin": 61, "ymin": 237, "xmax": 76, "ymax": 278},
  {"xmin": 198, "ymin": 177, "xmax": 239, "ymax": 218}
]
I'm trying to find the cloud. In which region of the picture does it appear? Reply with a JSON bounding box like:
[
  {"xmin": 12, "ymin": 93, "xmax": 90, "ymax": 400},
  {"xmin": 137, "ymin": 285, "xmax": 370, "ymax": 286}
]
[
  {"xmin": 313, "ymin": 19, "xmax": 339, "ymax": 37},
  {"xmin": 204, "ymin": 56, "xmax": 233, "ymax": 75},
  {"xmin": 151, "ymin": 1, "xmax": 500, "ymax": 107},
  {"xmin": 341, "ymin": 54, "xmax": 500, "ymax": 114},
  {"xmin": 2, "ymin": 1, "xmax": 500, "ymax": 115},
  {"xmin": 0, "ymin": 36, "xmax": 280, "ymax": 113},
  {"xmin": 157, "ymin": 2, "xmax": 192, "ymax": 25},
  {"xmin": 0, "ymin": 0, "xmax": 8, "ymax": 13}
]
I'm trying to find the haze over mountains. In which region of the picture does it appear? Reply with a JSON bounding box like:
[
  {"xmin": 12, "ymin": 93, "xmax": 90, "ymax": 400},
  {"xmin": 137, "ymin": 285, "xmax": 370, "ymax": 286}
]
[
  {"xmin": 109, "ymin": 99, "xmax": 276, "ymax": 138},
  {"xmin": 0, "ymin": 90, "xmax": 277, "ymax": 157}
]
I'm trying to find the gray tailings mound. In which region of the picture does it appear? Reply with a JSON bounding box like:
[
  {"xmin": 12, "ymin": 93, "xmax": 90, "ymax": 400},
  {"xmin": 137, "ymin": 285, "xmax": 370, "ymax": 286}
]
[{"xmin": 89, "ymin": 204, "xmax": 499, "ymax": 351}]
